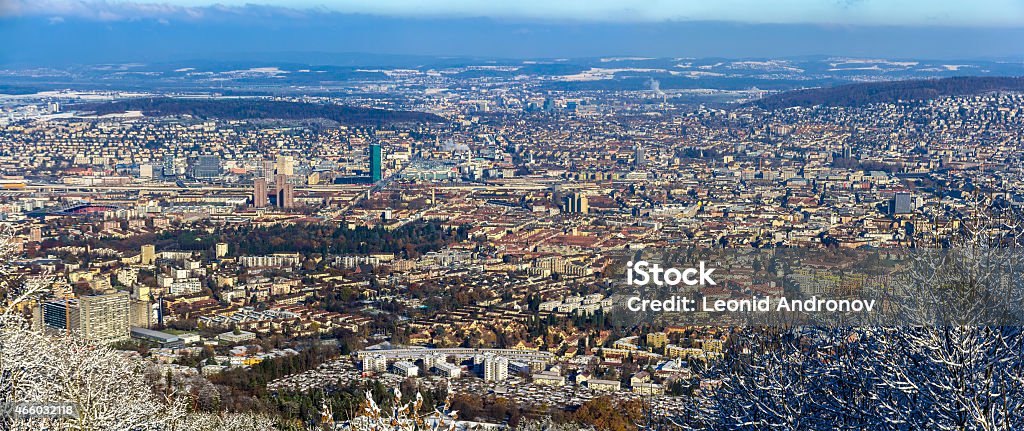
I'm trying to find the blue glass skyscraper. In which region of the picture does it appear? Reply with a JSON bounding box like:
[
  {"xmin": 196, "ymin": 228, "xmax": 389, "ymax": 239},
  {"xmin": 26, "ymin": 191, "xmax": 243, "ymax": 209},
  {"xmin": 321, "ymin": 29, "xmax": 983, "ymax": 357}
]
[{"xmin": 370, "ymin": 143, "xmax": 382, "ymax": 182}]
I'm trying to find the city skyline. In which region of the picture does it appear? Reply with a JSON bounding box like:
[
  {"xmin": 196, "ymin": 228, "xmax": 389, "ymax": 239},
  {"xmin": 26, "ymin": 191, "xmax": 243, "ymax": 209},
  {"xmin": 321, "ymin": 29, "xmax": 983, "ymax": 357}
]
[{"xmin": 3, "ymin": 2, "xmax": 1024, "ymax": 429}]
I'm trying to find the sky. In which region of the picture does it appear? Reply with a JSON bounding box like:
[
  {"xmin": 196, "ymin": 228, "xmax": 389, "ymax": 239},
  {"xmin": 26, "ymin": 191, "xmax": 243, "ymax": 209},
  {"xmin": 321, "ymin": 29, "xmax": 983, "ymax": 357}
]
[{"xmin": 2, "ymin": 0, "xmax": 1024, "ymax": 64}]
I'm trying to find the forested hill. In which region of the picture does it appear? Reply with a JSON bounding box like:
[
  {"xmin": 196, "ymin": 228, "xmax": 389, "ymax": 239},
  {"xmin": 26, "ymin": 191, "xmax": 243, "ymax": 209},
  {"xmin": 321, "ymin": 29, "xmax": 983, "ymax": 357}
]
[
  {"xmin": 75, "ymin": 97, "xmax": 445, "ymax": 126},
  {"xmin": 748, "ymin": 76, "xmax": 1024, "ymax": 110}
]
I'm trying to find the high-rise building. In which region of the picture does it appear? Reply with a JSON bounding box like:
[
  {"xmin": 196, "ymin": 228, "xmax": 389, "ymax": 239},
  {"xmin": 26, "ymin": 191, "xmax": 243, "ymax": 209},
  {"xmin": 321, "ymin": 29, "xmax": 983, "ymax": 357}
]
[
  {"xmin": 362, "ymin": 354, "xmax": 387, "ymax": 372},
  {"xmin": 215, "ymin": 242, "xmax": 229, "ymax": 258},
  {"xmin": 483, "ymin": 353, "xmax": 509, "ymax": 382},
  {"xmin": 41, "ymin": 298, "xmax": 79, "ymax": 335},
  {"xmin": 276, "ymin": 155, "xmax": 294, "ymax": 176},
  {"xmin": 129, "ymin": 299, "xmax": 153, "ymax": 329},
  {"xmin": 261, "ymin": 160, "xmax": 275, "ymax": 178},
  {"xmin": 891, "ymin": 192, "xmax": 913, "ymax": 215},
  {"xmin": 79, "ymin": 292, "xmax": 130, "ymax": 344},
  {"xmin": 253, "ymin": 177, "xmax": 268, "ymax": 208},
  {"xmin": 634, "ymin": 143, "xmax": 645, "ymax": 169},
  {"xmin": 391, "ymin": 361, "xmax": 419, "ymax": 377},
  {"xmin": 275, "ymin": 174, "xmax": 294, "ymax": 209},
  {"xmin": 140, "ymin": 244, "xmax": 156, "ymax": 265},
  {"xmin": 370, "ymin": 143, "xmax": 382, "ymax": 182},
  {"xmin": 42, "ymin": 292, "xmax": 130, "ymax": 344},
  {"xmin": 192, "ymin": 155, "xmax": 222, "ymax": 179},
  {"xmin": 282, "ymin": 183, "xmax": 295, "ymax": 208},
  {"xmin": 565, "ymin": 192, "xmax": 589, "ymax": 214},
  {"xmin": 9, "ymin": 237, "xmax": 23, "ymax": 253},
  {"xmin": 162, "ymin": 155, "xmax": 177, "ymax": 177}
]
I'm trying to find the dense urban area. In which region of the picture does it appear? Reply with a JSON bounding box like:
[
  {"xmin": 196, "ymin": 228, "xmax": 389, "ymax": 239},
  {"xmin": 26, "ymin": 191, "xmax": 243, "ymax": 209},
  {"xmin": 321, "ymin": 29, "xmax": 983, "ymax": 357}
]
[{"xmin": 2, "ymin": 57, "xmax": 1024, "ymax": 430}]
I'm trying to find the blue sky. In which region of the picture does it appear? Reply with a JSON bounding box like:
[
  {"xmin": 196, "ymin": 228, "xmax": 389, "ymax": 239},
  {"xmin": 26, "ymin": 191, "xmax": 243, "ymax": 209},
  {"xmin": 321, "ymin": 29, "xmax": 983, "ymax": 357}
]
[
  {"xmin": 2, "ymin": 1, "xmax": 1024, "ymax": 64},
  {"xmin": 4, "ymin": 0, "xmax": 1023, "ymax": 26}
]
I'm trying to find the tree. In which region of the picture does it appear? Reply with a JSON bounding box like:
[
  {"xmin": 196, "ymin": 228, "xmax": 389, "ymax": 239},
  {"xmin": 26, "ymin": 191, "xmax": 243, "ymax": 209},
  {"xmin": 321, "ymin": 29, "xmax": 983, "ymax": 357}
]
[
  {"xmin": 681, "ymin": 200, "xmax": 1024, "ymax": 431},
  {"xmin": 571, "ymin": 397, "xmax": 643, "ymax": 431},
  {"xmin": 347, "ymin": 385, "xmax": 460, "ymax": 431},
  {"xmin": 869, "ymin": 199, "xmax": 1024, "ymax": 431},
  {"xmin": 0, "ymin": 227, "xmax": 289, "ymax": 431},
  {"xmin": 2, "ymin": 330, "xmax": 189, "ymax": 431}
]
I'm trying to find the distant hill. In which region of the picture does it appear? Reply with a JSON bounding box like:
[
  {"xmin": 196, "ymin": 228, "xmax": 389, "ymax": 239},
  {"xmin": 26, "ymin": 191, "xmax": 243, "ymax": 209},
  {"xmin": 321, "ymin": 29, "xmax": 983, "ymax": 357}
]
[
  {"xmin": 74, "ymin": 97, "xmax": 445, "ymax": 126},
  {"xmin": 748, "ymin": 76, "xmax": 1024, "ymax": 110}
]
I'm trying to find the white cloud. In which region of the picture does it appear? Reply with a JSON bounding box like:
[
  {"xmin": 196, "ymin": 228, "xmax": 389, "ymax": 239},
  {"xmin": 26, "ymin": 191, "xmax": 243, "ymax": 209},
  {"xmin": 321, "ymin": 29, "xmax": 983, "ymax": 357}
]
[{"xmin": 0, "ymin": 0, "xmax": 300, "ymax": 22}]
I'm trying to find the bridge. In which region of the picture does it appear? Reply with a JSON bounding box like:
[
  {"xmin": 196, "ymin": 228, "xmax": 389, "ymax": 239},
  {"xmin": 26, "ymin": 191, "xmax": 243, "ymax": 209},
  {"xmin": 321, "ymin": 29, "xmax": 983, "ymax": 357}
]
[
  {"xmin": 355, "ymin": 347, "xmax": 555, "ymax": 364},
  {"xmin": 12, "ymin": 180, "xmax": 549, "ymax": 196}
]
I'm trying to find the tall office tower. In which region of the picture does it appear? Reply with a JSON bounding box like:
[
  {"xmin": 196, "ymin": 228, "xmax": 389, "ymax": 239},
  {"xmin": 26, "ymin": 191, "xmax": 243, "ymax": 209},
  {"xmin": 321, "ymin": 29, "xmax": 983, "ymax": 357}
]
[
  {"xmin": 281, "ymin": 183, "xmax": 295, "ymax": 209},
  {"xmin": 140, "ymin": 244, "xmax": 156, "ymax": 265},
  {"xmin": 891, "ymin": 192, "xmax": 913, "ymax": 215},
  {"xmin": 274, "ymin": 174, "xmax": 285, "ymax": 205},
  {"xmin": 276, "ymin": 155, "xmax": 295, "ymax": 176},
  {"xmin": 253, "ymin": 177, "xmax": 268, "ymax": 208},
  {"xmin": 634, "ymin": 143, "xmax": 645, "ymax": 169},
  {"xmin": 192, "ymin": 155, "xmax": 222, "ymax": 179},
  {"xmin": 370, "ymin": 143, "xmax": 382, "ymax": 182},
  {"xmin": 275, "ymin": 174, "xmax": 294, "ymax": 209},
  {"xmin": 565, "ymin": 192, "xmax": 589, "ymax": 214},
  {"xmin": 577, "ymin": 193, "xmax": 589, "ymax": 214}
]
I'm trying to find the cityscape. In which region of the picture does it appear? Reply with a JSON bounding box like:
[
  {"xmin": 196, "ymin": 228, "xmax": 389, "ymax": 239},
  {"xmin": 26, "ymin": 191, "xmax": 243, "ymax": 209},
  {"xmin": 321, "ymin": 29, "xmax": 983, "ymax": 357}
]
[{"xmin": 2, "ymin": 1, "xmax": 1024, "ymax": 431}]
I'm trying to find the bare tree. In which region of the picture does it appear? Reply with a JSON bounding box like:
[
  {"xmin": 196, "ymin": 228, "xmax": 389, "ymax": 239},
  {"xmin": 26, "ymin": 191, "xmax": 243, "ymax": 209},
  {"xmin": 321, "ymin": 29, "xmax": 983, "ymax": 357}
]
[
  {"xmin": 684, "ymin": 200, "xmax": 1024, "ymax": 431},
  {"xmin": 871, "ymin": 198, "xmax": 1024, "ymax": 431},
  {"xmin": 0, "ymin": 226, "xmax": 286, "ymax": 430},
  {"xmin": 692, "ymin": 327, "xmax": 874, "ymax": 431},
  {"xmin": 347, "ymin": 385, "xmax": 461, "ymax": 431}
]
